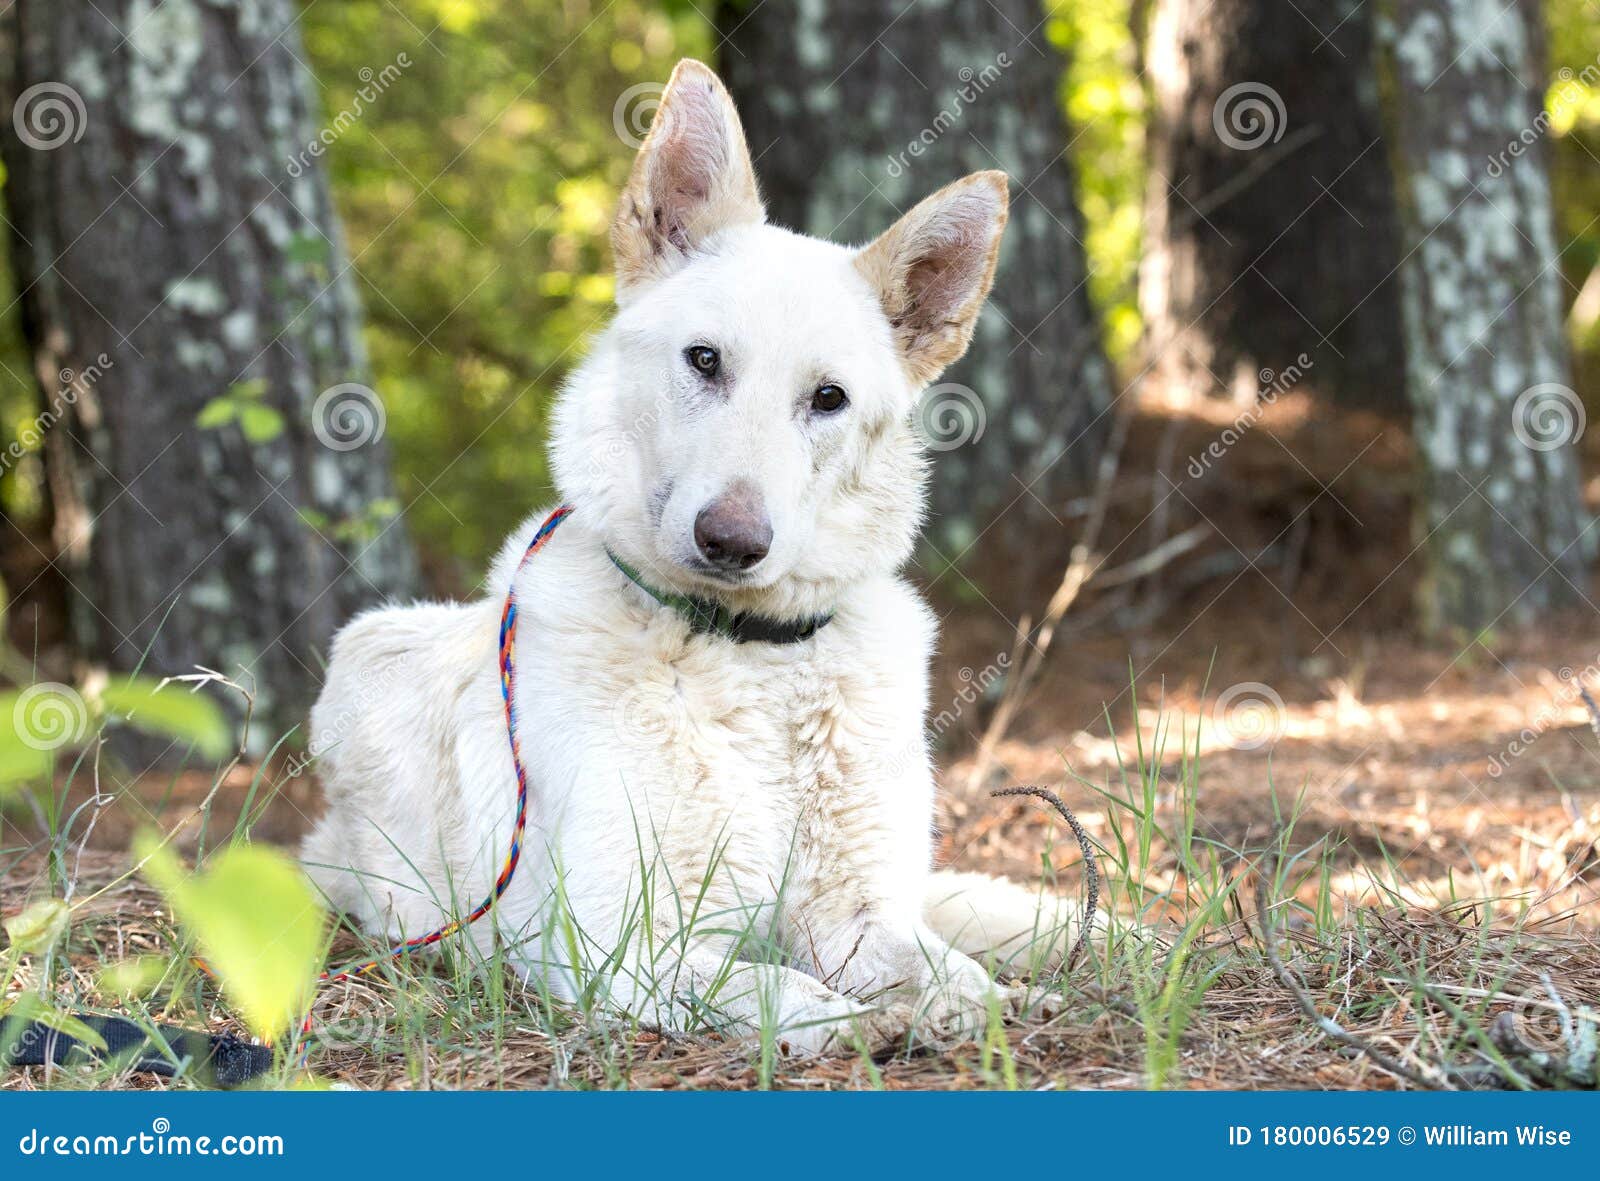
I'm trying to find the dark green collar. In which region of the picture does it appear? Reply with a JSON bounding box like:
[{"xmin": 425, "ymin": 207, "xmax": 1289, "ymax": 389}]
[{"xmin": 606, "ymin": 550, "xmax": 833, "ymax": 644}]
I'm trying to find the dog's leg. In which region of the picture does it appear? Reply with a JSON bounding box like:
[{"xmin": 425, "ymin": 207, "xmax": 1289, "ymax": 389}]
[
  {"xmin": 921, "ymin": 869, "xmax": 1079, "ymax": 975},
  {"xmin": 803, "ymin": 916, "xmax": 1012, "ymax": 1049},
  {"xmin": 517, "ymin": 941, "xmax": 898, "ymax": 1057}
]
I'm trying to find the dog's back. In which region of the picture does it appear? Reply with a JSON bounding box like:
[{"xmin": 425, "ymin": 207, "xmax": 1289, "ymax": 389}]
[{"xmin": 301, "ymin": 596, "xmax": 509, "ymax": 940}]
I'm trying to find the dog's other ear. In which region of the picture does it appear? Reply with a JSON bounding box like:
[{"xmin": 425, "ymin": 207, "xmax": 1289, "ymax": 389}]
[
  {"xmin": 612, "ymin": 60, "xmax": 764, "ymax": 300},
  {"xmin": 854, "ymin": 171, "xmax": 1009, "ymax": 387}
]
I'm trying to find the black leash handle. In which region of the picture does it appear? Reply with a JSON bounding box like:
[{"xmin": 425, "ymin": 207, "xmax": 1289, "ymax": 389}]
[{"xmin": 1, "ymin": 1014, "xmax": 273, "ymax": 1088}]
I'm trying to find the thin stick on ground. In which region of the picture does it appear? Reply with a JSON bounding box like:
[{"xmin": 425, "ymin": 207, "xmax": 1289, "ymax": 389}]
[
  {"xmin": 990, "ymin": 786, "xmax": 1099, "ymax": 973},
  {"xmin": 1252, "ymin": 869, "xmax": 1450, "ymax": 1090}
]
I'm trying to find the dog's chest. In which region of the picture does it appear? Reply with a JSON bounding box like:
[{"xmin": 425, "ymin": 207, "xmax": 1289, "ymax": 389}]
[{"xmin": 556, "ymin": 623, "xmax": 923, "ymax": 912}]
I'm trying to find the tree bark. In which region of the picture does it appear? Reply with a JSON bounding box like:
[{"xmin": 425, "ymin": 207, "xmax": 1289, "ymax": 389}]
[
  {"xmin": 1141, "ymin": 0, "xmax": 1408, "ymax": 412},
  {"xmin": 1375, "ymin": 0, "xmax": 1588, "ymax": 633},
  {"xmin": 715, "ymin": 0, "xmax": 1114, "ymax": 575},
  {"xmin": 0, "ymin": 0, "xmax": 416, "ymax": 754}
]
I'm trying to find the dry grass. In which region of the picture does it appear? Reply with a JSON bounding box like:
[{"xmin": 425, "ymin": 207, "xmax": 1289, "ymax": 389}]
[
  {"xmin": 4, "ymin": 732, "xmax": 1598, "ymax": 1091},
  {"xmin": 5, "ymin": 404, "xmax": 1600, "ymax": 1090}
]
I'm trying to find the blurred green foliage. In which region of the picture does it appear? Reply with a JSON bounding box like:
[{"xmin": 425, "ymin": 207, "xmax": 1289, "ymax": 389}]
[
  {"xmin": 1049, "ymin": 0, "xmax": 1145, "ymax": 362},
  {"xmin": 1547, "ymin": 2, "xmax": 1600, "ymax": 374},
  {"xmin": 0, "ymin": 0, "xmax": 1594, "ymax": 594},
  {"xmin": 297, "ymin": 0, "xmax": 707, "ymax": 585}
]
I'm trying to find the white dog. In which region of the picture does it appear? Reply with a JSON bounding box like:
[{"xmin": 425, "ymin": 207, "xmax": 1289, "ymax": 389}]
[{"xmin": 302, "ymin": 60, "xmax": 1071, "ymax": 1055}]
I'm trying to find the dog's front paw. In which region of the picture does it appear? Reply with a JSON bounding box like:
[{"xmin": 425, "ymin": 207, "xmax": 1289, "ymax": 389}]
[
  {"xmin": 1001, "ymin": 982, "xmax": 1066, "ymax": 1022},
  {"xmin": 770, "ymin": 1003, "xmax": 910, "ymax": 1058}
]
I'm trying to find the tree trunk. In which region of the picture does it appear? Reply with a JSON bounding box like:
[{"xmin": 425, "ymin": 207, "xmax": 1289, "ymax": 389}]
[
  {"xmin": 716, "ymin": 0, "xmax": 1114, "ymax": 576},
  {"xmin": 0, "ymin": 0, "xmax": 416, "ymax": 754},
  {"xmin": 1375, "ymin": 0, "xmax": 1588, "ymax": 633},
  {"xmin": 1141, "ymin": 0, "xmax": 1408, "ymax": 411}
]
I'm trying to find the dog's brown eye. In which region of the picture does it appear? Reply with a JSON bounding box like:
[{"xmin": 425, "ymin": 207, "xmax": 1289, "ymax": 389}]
[
  {"xmin": 811, "ymin": 384, "xmax": 848, "ymax": 414},
  {"xmin": 686, "ymin": 346, "xmax": 720, "ymax": 377}
]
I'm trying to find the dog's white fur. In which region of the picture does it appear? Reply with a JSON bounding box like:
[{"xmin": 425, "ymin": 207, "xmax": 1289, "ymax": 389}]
[{"xmin": 302, "ymin": 61, "xmax": 1071, "ymax": 1053}]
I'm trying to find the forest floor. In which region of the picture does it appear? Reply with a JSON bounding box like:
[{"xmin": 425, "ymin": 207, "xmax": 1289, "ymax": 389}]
[{"xmin": 5, "ymin": 387, "xmax": 1600, "ymax": 1090}]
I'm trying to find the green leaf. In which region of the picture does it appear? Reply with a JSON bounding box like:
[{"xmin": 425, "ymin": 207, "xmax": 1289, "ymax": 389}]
[
  {"xmin": 139, "ymin": 840, "xmax": 326, "ymax": 1040},
  {"xmin": 195, "ymin": 398, "xmax": 239, "ymax": 429},
  {"xmin": 3, "ymin": 897, "xmax": 69, "ymax": 954},
  {"xmin": 0, "ymin": 686, "xmax": 77, "ymax": 784},
  {"xmin": 99, "ymin": 678, "xmax": 231, "ymax": 760},
  {"xmin": 2, "ymin": 993, "xmax": 109, "ymax": 1053},
  {"xmin": 228, "ymin": 378, "xmax": 270, "ymax": 401},
  {"xmin": 0, "ymin": 716, "xmax": 54, "ymax": 785},
  {"xmin": 238, "ymin": 403, "xmax": 286, "ymax": 444},
  {"xmin": 98, "ymin": 955, "xmax": 170, "ymax": 1000}
]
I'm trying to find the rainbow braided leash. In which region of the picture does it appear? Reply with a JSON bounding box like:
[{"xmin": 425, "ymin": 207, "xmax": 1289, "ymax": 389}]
[{"xmin": 294, "ymin": 504, "xmax": 574, "ymax": 1056}]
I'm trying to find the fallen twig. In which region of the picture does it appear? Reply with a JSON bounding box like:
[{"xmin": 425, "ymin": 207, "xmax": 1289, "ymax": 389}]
[{"xmin": 1253, "ymin": 870, "xmax": 1451, "ymax": 1090}]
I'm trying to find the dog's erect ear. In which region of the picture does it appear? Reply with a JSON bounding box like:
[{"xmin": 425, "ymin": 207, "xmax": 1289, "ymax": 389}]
[
  {"xmin": 612, "ymin": 60, "xmax": 764, "ymax": 300},
  {"xmin": 854, "ymin": 171, "xmax": 1009, "ymax": 387}
]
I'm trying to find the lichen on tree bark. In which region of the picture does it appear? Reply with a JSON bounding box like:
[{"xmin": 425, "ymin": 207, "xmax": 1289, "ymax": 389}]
[
  {"xmin": 716, "ymin": 0, "xmax": 1114, "ymax": 587},
  {"xmin": 0, "ymin": 0, "xmax": 417, "ymax": 755},
  {"xmin": 1375, "ymin": 0, "xmax": 1588, "ymax": 634}
]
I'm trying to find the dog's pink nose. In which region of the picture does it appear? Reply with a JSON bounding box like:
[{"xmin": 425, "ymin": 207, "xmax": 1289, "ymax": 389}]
[{"xmin": 694, "ymin": 487, "xmax": 772, "ymax": 572}]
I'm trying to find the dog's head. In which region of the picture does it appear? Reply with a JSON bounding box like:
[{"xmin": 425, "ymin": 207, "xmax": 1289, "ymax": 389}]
[{"xmin": 551, "ymin": 60, "xmax": 1008, "ymax": 619}]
